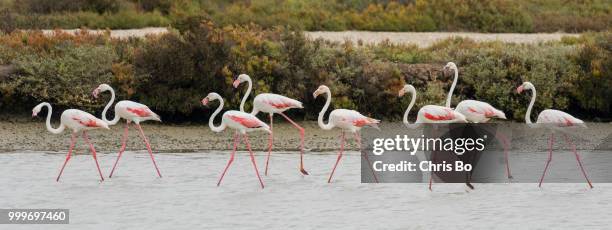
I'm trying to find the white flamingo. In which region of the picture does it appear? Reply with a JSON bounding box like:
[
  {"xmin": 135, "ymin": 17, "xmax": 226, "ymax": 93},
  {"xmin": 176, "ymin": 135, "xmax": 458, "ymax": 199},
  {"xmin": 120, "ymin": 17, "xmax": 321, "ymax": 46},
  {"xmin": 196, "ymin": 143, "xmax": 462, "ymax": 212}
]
[
  {"xmin": 443, "ymin": 62, "xmax": 512, "ymax": 180},
  {"xmin": 398, "ymin": 84, "xmax": 468, "ymax": 189},
  {"xmin": 233, "ymin": 74, "xmax": 308, "ymax": 176},
  {"xmin": 202, "ymin": 92, "xmax": 270, "ymax": 189},
  {"xmin": 444, "ymin": 62, "xmax": 506, "ymax": 121},
  {"xmin": 92, "ymin": 84, "xmax": 162, "ymax": 178},
  {"xmin": 32, "ymin": 102, "xmax": 110, "ymax": 181},
  {"xmin": 517, "ymin": 81, "xmax": 592, "ymax": 188},
  {"xmin": 313, "ymin": 85, "xmax": 380, "ymax": 183},
  {"xmin": 399, "ymin": 84, "xmax": 468, "ymax": 126}
]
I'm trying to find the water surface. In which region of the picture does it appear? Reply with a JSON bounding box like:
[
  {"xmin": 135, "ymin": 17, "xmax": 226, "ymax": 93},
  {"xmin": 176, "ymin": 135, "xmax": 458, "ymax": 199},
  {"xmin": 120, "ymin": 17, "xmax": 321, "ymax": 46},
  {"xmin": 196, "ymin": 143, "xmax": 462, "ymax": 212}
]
[{"xmin": 1, "ymin": 151, "xmax": 609, "ymax": 229}]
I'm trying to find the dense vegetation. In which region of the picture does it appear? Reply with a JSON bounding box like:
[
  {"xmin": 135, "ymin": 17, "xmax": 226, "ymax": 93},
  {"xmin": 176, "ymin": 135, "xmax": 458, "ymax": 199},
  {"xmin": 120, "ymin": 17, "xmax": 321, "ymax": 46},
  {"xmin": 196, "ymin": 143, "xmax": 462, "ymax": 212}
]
[
  {"xmin": 0, "ymin": 22, "xmax": 610, "ymax": 122},
  {"xmin": 1, "ymin": 0, "xmax": 610, "ymax": 33}
]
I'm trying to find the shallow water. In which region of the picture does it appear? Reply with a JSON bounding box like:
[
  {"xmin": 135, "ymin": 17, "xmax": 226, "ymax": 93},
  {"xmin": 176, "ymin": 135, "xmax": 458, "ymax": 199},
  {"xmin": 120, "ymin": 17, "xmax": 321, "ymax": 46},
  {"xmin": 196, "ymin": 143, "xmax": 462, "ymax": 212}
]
[{"xmin": 1, "ymin": 151, "xmax": 610, "ymax": 229}]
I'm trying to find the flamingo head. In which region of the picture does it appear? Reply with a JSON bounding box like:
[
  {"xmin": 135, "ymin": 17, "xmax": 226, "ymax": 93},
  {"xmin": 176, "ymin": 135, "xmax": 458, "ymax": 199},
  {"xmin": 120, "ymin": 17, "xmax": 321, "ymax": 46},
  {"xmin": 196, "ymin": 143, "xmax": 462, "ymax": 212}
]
[
  {"xmin": 233, "ymin": 74, "xmax": 250, "ymax": 88},
  {"xmin": 99, "ymin": 121, "xmax": 111, "ymax": 130},
  {"xmin": 443, "ymin": 62, "xmax": 457, "ymax": 72},
  {"xmin": 92, "ymin": 83, "xmax": 111, "ymax": 98},
  {"xmin": 32, "ymin": 103, "xmax": 44, "ymax": 117},
  {"xmin": 455, "ymin": 112, "xmax": 468, "ymax": 123},
  {"xmin": 201, "ymin": 92, "xmax": 220, "ymax": 107},
  {"xmin": 398, "ymin": 84, "xmax": 415, "ymax": 97},
  {"xmin": 516, "ymin": 81, "xmax": 534, "ymax": 94},
  {"xmin": 313, "ymin": 85, "xmax": 329, "ymax": 98}
]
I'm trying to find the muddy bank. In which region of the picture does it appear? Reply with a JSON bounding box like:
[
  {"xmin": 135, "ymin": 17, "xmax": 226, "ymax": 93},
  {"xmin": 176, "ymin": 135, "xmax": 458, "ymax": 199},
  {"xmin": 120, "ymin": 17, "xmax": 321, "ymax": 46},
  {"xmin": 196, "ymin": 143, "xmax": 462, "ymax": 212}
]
[
  {"xmin": 0, "ymin": 121, "xmax": 609, "ymax": 153},
  {"xmin": 0, "ymin": 121, "xmax": 347, "ymax": 153}
]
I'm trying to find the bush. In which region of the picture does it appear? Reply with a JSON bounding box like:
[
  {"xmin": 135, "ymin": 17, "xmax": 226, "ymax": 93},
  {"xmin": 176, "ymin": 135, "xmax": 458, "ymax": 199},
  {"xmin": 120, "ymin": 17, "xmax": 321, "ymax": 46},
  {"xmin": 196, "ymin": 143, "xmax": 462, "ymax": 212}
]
[
  {"xmin": 137, "ymin": 0, "xmax": 172, "ymax": 14},
  {"xmin": 0, "ymin": 26, "xmax": 610, "ymax": 121},
  {"xmin": 0, "ymin": 44, "xmax": 116, "ymax": 110},
  {"xmin": 133, "ymin": 22, "xmax": 232, "ymax": 116},
  {"xmin": 11, "ymin": 11, "xmax": 170, "ymax": 29},
  {"xmin": 15, "ymin": 0, "xmax": 120, "ymax": 14},
  {"xmin": 2, "ymin": 0, "xmax": 611, "ymax": 32},
  {"xmin": 570, "ymin": 32, "xmax": 612, "ymax": 115},
  {"xmin": 427, "ymin": 0, "xmax": 533, "ymax": 32}
]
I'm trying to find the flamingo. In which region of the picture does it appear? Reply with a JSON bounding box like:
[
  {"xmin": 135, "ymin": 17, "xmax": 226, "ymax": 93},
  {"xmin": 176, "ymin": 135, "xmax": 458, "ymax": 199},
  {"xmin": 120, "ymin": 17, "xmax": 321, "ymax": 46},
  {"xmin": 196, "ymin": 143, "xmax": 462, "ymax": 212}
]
[
  {"xmin": 443, "ymin": 62, "xmax": 513, "ymax": 180},
  {"xmin": 516, "ymin": 81, "xmax": 593, "ymax": 188},
  {"xmin": 202, "ymin": 92, "xmax": 270, "ymax": 189},
  {"xmin": 398, "ymin": 84, "xmax": 469, "ymax": 189},
  {"xmin": 92, "ymin": 84, "xmax": 163, "ymax": 178},
  {"xmin": 444, "ymin": 62, "xmax": 506, "ymax": 122},
  {"xmin": 32, "ymin": 102, "xmax": 110, "ymax": 181},
  {"xmin": 233, "ymin": 74, "xmax": 308, "ymax": 176},
  {"xmin": 312, "ymin": 85, "xmax": 380, "ymax": 183}
]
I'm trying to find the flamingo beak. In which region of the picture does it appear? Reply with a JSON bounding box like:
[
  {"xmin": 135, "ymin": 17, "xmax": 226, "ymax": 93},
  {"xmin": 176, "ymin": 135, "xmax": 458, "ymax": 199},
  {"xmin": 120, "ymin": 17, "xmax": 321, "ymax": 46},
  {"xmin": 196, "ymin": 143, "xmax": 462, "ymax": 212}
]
[
  {"xmin": 201, "ymin": 98, "xmax": 209, "ymax": 106},
  {"xmin": 92, "ymin": 88, "xmax": 99, "ymax": 98},
  {"xmin": 232, "ymin": 79, "xmax": 241, "ymax": 88},
  {"xmin": 516, "ymin": 85, "xmax": 524, "ymax": 93},
  {"xmin": 32, "ymin": 112, "xmax": 37, "ymax": 117},
  {"xmin": 313, "ymin": 91, "xmax": 319, "ymax": 98},
  {"xmin": 398, "ymin": 89, "xmax": 405, "ymax": 97}
]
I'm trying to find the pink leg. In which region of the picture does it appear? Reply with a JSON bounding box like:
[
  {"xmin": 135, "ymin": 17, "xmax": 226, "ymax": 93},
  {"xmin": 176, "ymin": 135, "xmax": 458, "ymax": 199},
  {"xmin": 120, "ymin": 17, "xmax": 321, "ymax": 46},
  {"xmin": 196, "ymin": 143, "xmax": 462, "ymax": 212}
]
[
  {"xmin": 495, "ymin": 130, "xmax": 513, "ymax": 180},
  {"xmin": 109, "ymin": 122, "xmax": 129, "ymax": 178},
  {"xmin": 539, "ymin": 133, "xmax": 554, "ymax": 187},
  {"xmin": 354, "ymin": 132, "xmax": 379, "ymax": 183},
  {"xmin": 82, "ymin": 131, "xmax": 104, "ymax": 181},
  {"xmin": 56, "ymin": 132, "xmax": 77, "ymax": 182},
  {"xmin": 134, "ymin": 123, "xmax": 162, "ymax": 178},
  {"xmin": 279, "ymin": 112, "xmax": 308, "ymax": 175},
  {"xmin": 428, "ymin": 152, "xmax": 434, "ymax": 191},
  {"xmin": 264, "ymin": 114, "xmax": 273, "ymax": 176},
  {"xmin": 217, "ymin": 133, "xmax": 239, "ymax": 186},
  {"xmin": 428, "ymin": 127, "xmax": 439, "ymax": 191},
  {"xmin": 243, "ymin": 134, "xmax": 265, "ymax": 189},
  {"xmin": 563, "ymin": 134, "xmax": 593, "ymax": 189},
  {"xmin": 328, "ymin": 132, "xmax": 345, "ymax": 183}
]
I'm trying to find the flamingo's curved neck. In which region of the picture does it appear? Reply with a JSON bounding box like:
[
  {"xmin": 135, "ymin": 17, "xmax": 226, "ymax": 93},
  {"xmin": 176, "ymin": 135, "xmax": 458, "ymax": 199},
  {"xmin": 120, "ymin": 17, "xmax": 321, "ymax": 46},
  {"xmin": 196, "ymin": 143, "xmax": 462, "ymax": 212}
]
[
  {"xmin": 317, "ymin": 89, "xmax": 334, "ymax": 130},
  {"xmin": 42, "ymin": 103, "xmax": 65, "ymax": 134},
  {"xmin": 525, "ymin": 87, "xmax": 536, "ymax": 125},
  {"xmin": 445, "ymin": 66, "xmax": 458, "ymax": 108},
  {"xmin": 209, "ymin": 96, "xmax": 227, "ymax": 132},
  {"xmin": 402, "ymin": 89, "xmax": 419, "ymax": 129},
  {"xmin": 102, "ymin": 87, "xmax": 120, "ymax": 125},
  {"xmin": 239, "ymin": 76, "xmax": 253, "ymax": 113}
]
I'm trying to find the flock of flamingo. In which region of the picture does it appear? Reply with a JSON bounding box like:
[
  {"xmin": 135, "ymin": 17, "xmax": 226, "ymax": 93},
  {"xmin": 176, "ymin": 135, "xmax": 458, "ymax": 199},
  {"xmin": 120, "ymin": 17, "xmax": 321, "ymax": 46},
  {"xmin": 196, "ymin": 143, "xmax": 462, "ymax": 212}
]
[{"xmin": 32, "ymin": 62, "xmax": 593, "ymax": 189}]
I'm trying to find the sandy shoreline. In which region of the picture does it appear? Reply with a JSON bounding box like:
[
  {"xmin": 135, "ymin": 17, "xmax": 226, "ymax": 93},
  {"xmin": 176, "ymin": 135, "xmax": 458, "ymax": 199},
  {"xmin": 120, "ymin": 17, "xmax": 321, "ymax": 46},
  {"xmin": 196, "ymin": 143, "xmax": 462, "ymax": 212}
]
[
  {"xmin": 305, "ymin": 31, "xmax": 580, "ymax": 47},
  {"xmin": 1, "ymin": 121, "xmax": 609, "ymax": 153},
  {"xmin": 38, "ymin": 28, "xmax": 580, "ymax": 47}
]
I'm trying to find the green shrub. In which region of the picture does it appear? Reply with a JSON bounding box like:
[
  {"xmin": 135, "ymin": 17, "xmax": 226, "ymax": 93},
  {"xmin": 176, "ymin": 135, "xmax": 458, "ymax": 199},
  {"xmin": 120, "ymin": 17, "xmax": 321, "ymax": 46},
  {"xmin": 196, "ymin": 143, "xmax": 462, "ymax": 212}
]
[
  {"xmin": 133, "ymin": 22, "xmax": 232, "ymax": 116},
  {"xmin": 0, "ymin": 25, "xmax": 610, "ymax": 121},
  {"xmin": 137, "ymin": 0, "xmax": 172, "ymax": 14},
  {"xmin": 15, "ymin": 0, "xmax": 120, "ymax": 14},
  {"xmin": 0, "ymin": 44, "xmax": 116, "ymax": 110},
  {"xmin": 2, "ymin": 0, "xmax": 611, "ymax": 32},
  {"xmin": 570, "ymin": 32, "xmax": 612, "ymax": 115},
  {"xmin": 11, "ymin": 10, "xmax": 170, "ymax": 29}
]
